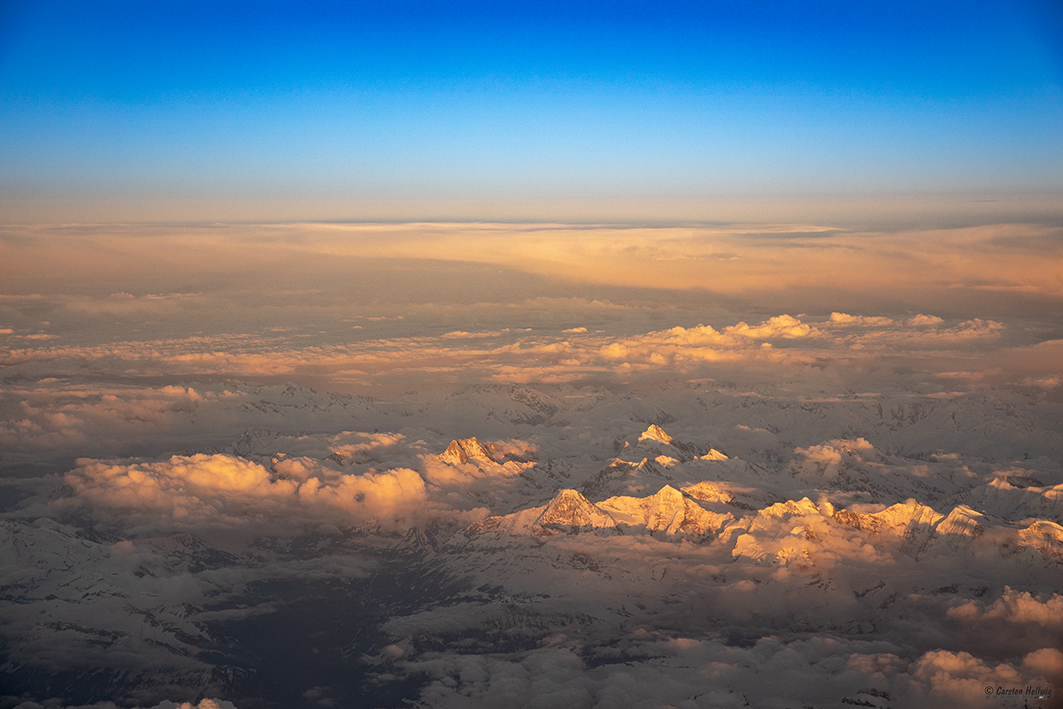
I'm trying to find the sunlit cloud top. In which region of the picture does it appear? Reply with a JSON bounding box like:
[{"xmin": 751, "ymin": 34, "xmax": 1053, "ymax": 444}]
[{"xmin": 2, "ymin": 0, "xmax": 1062, "ymax": 223}]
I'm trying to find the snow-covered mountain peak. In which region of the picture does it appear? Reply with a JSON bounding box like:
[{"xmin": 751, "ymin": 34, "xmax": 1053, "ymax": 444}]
[
  {"xmin": 935, "ymin": 505, "xmax": 986, "ymax": 539},
  {"xmin": 596, "ymin": 484, "xmax": 733, "ymax": 538},
  {"xmin": 1019, "ymin": 520, "xmax": 1063, "ymax": 561},
  {"xmin": 652, "ymin": 483, "xmax": 683, "ymax": 502},
  {"xmin": 681, "ymin": 481, "xmax": 735, "ymax": 504},
  {"xmin": 639, "ymin": 424, "xmax": 675, "ymax": 446},
  {"xmin": 961, "ymin": 478, "xmax": 1063, "ymax": 524},
  {"xmin": 615, "ymin": 424, "xmax": 712, "ymax": 467},
  {"xmin": 578, "ymin": 456, "xmax": 670, "ymax": 501},
  {"xmin": 439, "ymin": 437, "xmax": 496, "ymax": 465},
  {"xmin": 758, "ymin": 497, "xmax": 823, "ymax": 521},
  {"xmin": 833, "ymin": 499, "xmax": 944, "ymax": 535},
  {"xmin": 535, "ymin": 489, "xmax": 617, "ymax": 532}
]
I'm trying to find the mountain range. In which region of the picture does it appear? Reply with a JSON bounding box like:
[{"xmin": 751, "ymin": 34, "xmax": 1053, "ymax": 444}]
[{"xmin": 1, "ymin": 381, "xmax": 1061, "ymax": 709}]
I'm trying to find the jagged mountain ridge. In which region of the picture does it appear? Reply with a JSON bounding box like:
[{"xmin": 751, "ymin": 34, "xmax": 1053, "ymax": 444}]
[{"xmin": 463, "ymin": 478, "xmax": 1063, "ymax": 567}]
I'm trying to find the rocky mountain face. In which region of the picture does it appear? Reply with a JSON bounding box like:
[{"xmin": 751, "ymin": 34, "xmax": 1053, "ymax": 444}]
[{"xmin": 438, "ymin": 437, "xmax": 497, "ymax": 465}]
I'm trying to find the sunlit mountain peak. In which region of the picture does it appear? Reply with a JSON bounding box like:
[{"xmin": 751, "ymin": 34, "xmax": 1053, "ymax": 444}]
[
  {"xmin": 439, "ymin": 437, "xmax": 496, "ymax": 466},
  {"xmin": 535, "ymin": 489, "xmax": 617, "ymax": 532},
  {"xmin": 638, "ymin": 424, "xmax": 675, "ymax": 446}
]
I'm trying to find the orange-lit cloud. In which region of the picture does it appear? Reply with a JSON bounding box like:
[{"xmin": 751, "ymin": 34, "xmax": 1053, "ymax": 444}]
[
  {"xmin": 2, "ymin": 221, "xmax": 1062, "ymax": 310},
  {"xmin": 947, "ymin": 587, "xmax": 1063, "ymax": 628},
  {"xmin": 64, "ymin": 453, "xmax": 438, "ymax": 530},
  {"xmin": 2, "ymin": 309, "xmax": 1054, "ymax": 469}
]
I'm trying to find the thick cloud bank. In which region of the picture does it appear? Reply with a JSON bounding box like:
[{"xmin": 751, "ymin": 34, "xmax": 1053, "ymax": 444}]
[
  {"xmin": 65, "ymin": 453, "xmax": 434, "ymax": 530},
  {"xmin": 2, "ymin": 228, "xmax": 1061, "ymax": 709}
]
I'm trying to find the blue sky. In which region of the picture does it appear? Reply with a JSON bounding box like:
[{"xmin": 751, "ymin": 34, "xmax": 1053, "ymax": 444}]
[{"xmin": 1, "ymin": 0, "xmax": 1061, "ymax": 222}]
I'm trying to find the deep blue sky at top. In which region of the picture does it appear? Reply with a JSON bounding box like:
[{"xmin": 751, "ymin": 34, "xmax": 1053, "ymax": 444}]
[{"xmin": 1, "ymin": 0, "xmax": 1061, "ymax": 221}]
